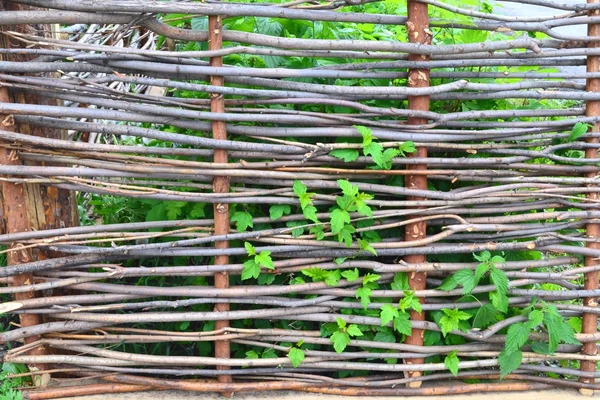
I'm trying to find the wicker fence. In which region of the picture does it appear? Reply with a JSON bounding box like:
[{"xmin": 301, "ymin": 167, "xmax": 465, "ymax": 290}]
[{"xmin": 0, "ymin": 0, "xmax": 599, "ymax": 397}]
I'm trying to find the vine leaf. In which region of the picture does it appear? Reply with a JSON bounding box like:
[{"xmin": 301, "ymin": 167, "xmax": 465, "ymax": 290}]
[
  {"xmin": 568, "ymin": 121, "xmax": 589, "ymax": 142},
  {"xmin": 439, "ymin": 308, "xmax": 471, "ymax": 337},
  {"xmin": 288, "ymin": 347, "xmax": 305, "ymax": 368},
  {"xmin": 453, "ymin": 269, "xmax": 478, "ymax": 294},
  {"xmin": 380, "ymin": 304, "xmax": 399, "ymax": 326},
  {"xmin": 255, "ymin": 251, "xmax": 274, "ymax": 269},
  {"xmin": 341, "ymin": 268, "xmax": 360, "ymax": 282},
  {"xmin": 330, "ymin": 208, "xmax": 351, "ymax": 234},
  {"xmin": 505, "ymin": 322, "xmax": 531, "ymax": 351},
  {"xmin": 472, "ymin": 303, "xmax": 498, "ymax": 329},
  {"xmin": 489, "ymin": 290, "xmax": 509, "ymax": 313},
  {"xmin": 499, "ymin": 349, "xmax": 522, "ymax": 378},
  {"xmin": 374, "ymin": 330, "xmax": 396, "ymax": 343},
  {"xmin": 231, "ymin": 211, "xmax": 253, "ymax": 232},
  {"xmin": 330, "ymin": 149, "xmax": 359, "ymax": 162},
  {"xmin": 393, "ymin": 312, "xmax": 412, "ymax": 336},
  {"xmin": 356, "ymin": 286, "xmax": 372, "ymax": 309},
  {"xmin": 269, "ymin": 204, "xmax": 291, "ymax": 220},
  {"xmin": 391, "ymin": 272, "xmax": 410, "ymax": 291},
  {"xmin": 242, "ymin": 260, "xmax": 260, "ymax": 280},
  {"xmin": 543, "ymin": 305, "xmax": 580, "ymax": 352},
  {"xmin": 337, "ymin": 179, "xmax": 358, "ymax": 197},
  {"xmin": 444, "ymin": 350, "xmax": 459, "ymax": 377},
  {"xmin": 490, "ymin": 268, "xmax": 509, "ymax": 295},
  {"xmin": 338, "ymin": 224, "xmax": 356, "ymax": 247},
  {"xmin": 331, "ymin": 331, "xmax": 351, "ymax": 353},
  {"xmin": 438, "ymin": 275, "xmax": 458, "ymax": 291},
  {"xmin": 346, "ymin": 324, "xmax": 363, "ymax": 337}
]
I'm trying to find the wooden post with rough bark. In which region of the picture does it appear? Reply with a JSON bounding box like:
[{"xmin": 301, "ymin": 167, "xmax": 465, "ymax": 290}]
[
  {"xmin": 403, "ymin": 0, "xmax": 430, "ymax": 388},
  {"xmin": 579, "ymin": 0, "xmax": 600, "ymax": 395}
]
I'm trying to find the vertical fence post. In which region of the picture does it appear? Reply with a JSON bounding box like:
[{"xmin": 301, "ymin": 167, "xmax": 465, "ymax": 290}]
[
  {"xmin": 403, "ymin": 0, "xmax": 430, "ymax": 388},
  {"xmin": 0, "ymin": 86, "xmax": 49, "ymax": 372},
  {"xmin": 209, "ymin": 11, "xmax": 233, "ymax": 396},
  {"xmin": 579, "ymin": 1, "xmax": 600, "ymax": 395}
]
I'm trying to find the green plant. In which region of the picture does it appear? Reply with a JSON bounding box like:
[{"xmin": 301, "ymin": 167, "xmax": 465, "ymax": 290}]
[
  {"xmin": 1, "ymin": 363, "xmax": 29, "ymax": 400},
  {"xmin": 499, "ymin": 301, "xmax": 580, "ymax": 377},
  {"xmin": 241, "ymin": 242, "xmax": 274, "ymax": 280},
  {"xmin": 330, "ymin": 125, "xmax": 415, "ymax": 170},
  {"xmin": 287, "ymin": 341, "xmax": 306, "ymax": 368},
  {"xmin": 328, "ymin": 317, "xmax": 363, "ymax": 354}
]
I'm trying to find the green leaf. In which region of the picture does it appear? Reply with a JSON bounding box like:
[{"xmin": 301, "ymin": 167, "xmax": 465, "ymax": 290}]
[
  {"xmin": 438, "ymin": 275, "xmax": 458, "ymax": 291},
  {"xmin": 189, "ymin": 203, "xmax": 206, "ymax": 218},
  {"xmin": 286, "ymin": 221, "xmax": 305, "ymax": 238},
  {"xmin": 358, "ymin": 238, "xmax": 377, "ymax": 255},
  {"xmin": 302, "ymin": 205, "xmax": 319, "ymax": 223},
  {"xmin": 525, "ymin": 309, "xmax": 544, "ymax": 329},
  {"xmin": 444, "ymin": 350, "xmax": 459, "ymax": 377},
  {"xmin": 336, "ymin": 194, "xmax": 354, "ymax": 211},
  {"xmin": 298, "ymin": 193, "xmax": 314, "ymax": 209},
  {"xmin": 269, "ymin": 204, "xmax": 291, "ymax": 220},
  {"xmin": 356, "ymin": 286, "xmax": 372, "ymax": 309},
  {"xmin": 490, "ymin": 268, "xmax": 509, "ymax": 295},
  {"xmin": 330, "ymin": 208, "xmax": 351, "ymax": 235},
  {"xmin": 505, "ymin": 322, "xmax": 531, "ymax": 351},
  {"xmin": 165, "ymin": 201, "xmax": 186, "ymax": 220},
  {"xmin": 262, "ymin": 348, "xmax": 277, "ymax": 358},
  {"xmin": 453, "ymin": 269, "xmax": 478, "ymax": 294},
  {"xmin": 568, "ymin": 317, "xmax": 582, "ymax": 333},
  {"xmin": 490, "ymin": 290, "xmax": 509, "ymax": 313},
  {"xmin": 474, "ymin": 263, "xmax": 490, "ymax": 281},
  {"xmin": 530, "ymin": 341, "xmax": 551, "ymax": 354},
  {"xmin": 373, "ymin": 330, "xmax": 396, "ymax": 343},
  {"xmin": 399, "ymin": 291, "xmax": 422, "ymax": 313},
  {"xmin": 242, "ymin": 259, "xmax": 260, "ymax": 280},
  {"xmin": 337, "ymin": 179, "xmax": 359, "ymax": 197},
  {"xmin": 146, "ymin": 203, "xmax": 167, "ymax": 228},
  {"xmin": 257, "ymin": 273, "xmax": 275, "ymax": 285},
  {"xmin": 334, "ymin": 257, "xmax": 347, "ymax": 265},
  {"xmin": 288, "ymin": 347, "xmax": 305, "ymax": 368},
  {"xmin": 246, "ymin": 350, "xmax": 259, "ymax": 359},
  {"xmin": 324, "ymin": 269, "xmax": 341, "ymax": 286},
  {"xmin": 309, "ymin": 225, "xmax": 325, "ymax": 240},
  {"xmin": 393, "ymin": 312, "xmax": 412, "ymax": 336},
  {"xmin": 244, "ymin": 241, "xmax": 256, "ymax": 256},
  {"xmin": 499, "ymin": 349, "xmax": 522, "ymax": 378},
  {"xmin": 355, "ymin": 125, "xmax": 373, "ymax": 147},
  {"xmin": 336, "ymin": 317, "xmax": 347, "ymax": 329},
  {"xmin": 391, "ymin": 272, "xmax": 410, "ymax": 291},
  {"xmin": 293, "ymin": 180, "xmax": 307, "ymax": 196},
  {"xmin": 380, "ymin": 304, "xmax": 399, "ymax": 326},
  {"xmin": 331, "ymin": 331, "xmax": 351, "ymax": 353},
  {"xmin": 543, "ymin": 305, "xmax": 580, "ymax": 352},
  {"xmin": 439, "ymin": 308, "xmax": 472, "ymax": 337},
  {"xmin": 341, "ymin": 268, "xmax": 360, "ymax": 282},
  {"xmin": 362, "ymin": 273, "xmax": 381, "ymax": 285},
  {"xmin": 255, "ymin": 251, "xmax": 274, "ymax": 269},
  {"xmin": 569, "ymin": 122, "xmax": 589, "ymax": 142},
  {"xmin": 177, "ymin": 320, "xmax": 190, "ymax": 331},
  {"xmin": 302, "ymin": 267, "xmax": 329, "ymax": 282},
  {"xmin": 363, "ymin": 141, "xmax": 384, "ymax": 167},
  {"xmin": 330, "ymin": 149, "xmax": 360, "ymax": 162},
  {"xmin": 474, "ymin": 251, "xmax": 491, "ymax": 262},
  {"xmin": 398, "ymin": 141, "xmax": 416, "ymax": 156},
  {"xmin": 231, "ymin": 211, "xmax": 253, "ymax": 232},
  {"xmin": 338, "ymin": 224, "xmax": 356, "ymax": 247},
  {"xmin": 346, "ymin": 324, "xmax": 363, "ymax": 337},
  {"xmin": 355, "ymin": 192, "xmax": 373, "ymax": 216},
  {"xmin": 472, "ymin": 304, "xmax": 498, "ymax": 329}
]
